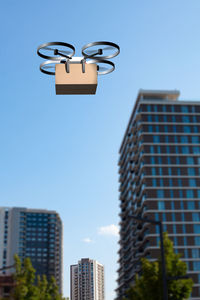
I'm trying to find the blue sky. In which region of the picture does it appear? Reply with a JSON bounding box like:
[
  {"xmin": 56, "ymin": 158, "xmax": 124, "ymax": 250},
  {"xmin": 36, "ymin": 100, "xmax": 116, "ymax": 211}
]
[{"xmin": 1, "ymin": 0, "xmax": 200, "ymax": 299}]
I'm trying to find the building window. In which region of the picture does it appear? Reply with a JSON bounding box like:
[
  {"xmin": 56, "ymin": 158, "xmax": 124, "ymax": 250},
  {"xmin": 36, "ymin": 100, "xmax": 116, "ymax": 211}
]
[
  {"xmin": 180, "ymin": 136, "xmax": 188, "ymax": 143},
  {"xmin": 195, "ymin": 237, "xmax": 200, "ymax": 246},
  {"xmin": 152, "ymin": 178, "xmax": 157, "ymax": 187},
  {"xmin": 192, "ymin": 136, "xmax": 199, "ymax": 143},
  {"xmin": 167, "ymin": 156, "xmax": 171, "ymax": 164},
  {"xmin": 147, "ymin": 115, "xmax": 152, "ymax": 122},
  {"xmin": 171, "ymin": 201, "xmax": 175, "ymax": 210},
  {"xmin": 194, "ymin": 224, "xmax": 200, "ymax": 234},
  {"xmin": 183, "ymin": 236, "xmax": 187, "ymax": 246},
  {"xmin": 166, "ymin": 146, "xmax": 170, "ymax": 154},
  {"xmin": 150, "ymin": 145, "xmax": 154, "ymax": 153},
  {"xmin": 170, "ymin": 190, "xmax": 174, "ymax": 198},
  {"xmin": 193, "ymin": 147, "xmax": 200, "ymax": 154},
  {"xmin": 187, "ymin": 201, "xmax": 195, "ymax": 210},
  {"xmin": 184, "ymin": 249, "xmax": 188, "ymax": 258},
  {"xmin": 148, "ymin": 125, "xmax": 153, "ymax": 133},
  {"xmin": 182, "ymin": 146, "xmax": 189, "ymax": 154},
  {"xmin": 163, "ymin": 115, "xmax": 167, "ymax": 122},
  {"xmin": 193, "ymin": 115, "xmax": 197, "ymax": 122},
  {"xmin": 173, "ymin": 224, "xmax": 176, "ymax": 234},
  {"xmin": 153, "ymin": 136, "xmax": 160, "ymax": 143},
  {"xmin": 150, "ymin": 156, "xmax": 155, "ymax": 164},
  {"xmin": 182, "ymin": 116, "xmax": 190, "ymax": 123},
  {"xmin": 174, "ymin": 135, "xmax": 178, "ymax": 143},
  {"xmin": 183, "ymin": 126, "xmax": 191, "ymax": 133},
  {"xmin": 152, "ymin": 167, "xmax": 156, "ymax": 175},
  {"xmin": 157, "ymin": 190, "xmax": 164, "ymax": 198},
  {"xmin": 177, "ymin": 168, "xmax": 181, "ymax": 176},
  {"xmin": 193, "ymin": 261, "xmax": 200, "ymax": 271},
  {"xmin": 162, "ymin": 213, "xmax": 166, "ymax": 222},
  {"xmin": 154, "ymin": 105, "xmax": 158, "ymax": 112},
  {"xmin": 147, "ymin": 105, "xmax": 151, "ymax": 112},
  {"xmin": 157, "ymin": 145, "xmax": 161, "ymax": 153},
  {"xmin": 158, "ymin": 201, "xmax": 165, "ymax": 210},
  {"xmin": 155, "ymin": 213, "xmax": 159, "ymax": 221},
  {"xmin": 168, "ymin": 168, "xmax": 172, "ymax": 176},
  {"xmin": 154, "ymin": 115, "xmax": 159, "ymax": 122},
  {"xmin": 189, "ymin": 179, "xmax": 196, "ymax": 187},
  {"xmin": 160, "ymin": 178, "xmax": 164, "ymax": 186},
  {"xmin": 186, "ymin": 190, "xmax": 194, "ymax": 198},
  {"xmin": 188, "ymin": 168, "xmax": 195, "ymax": 176},
  {"xmin": 178, "ymin": 178, "xmax": 182, "ymax": 186},
  {"xmin": 192, "ymin": 249, "xmax": 199, "ymax": 259},
  {"xmin": 182, "ymin": 106, "xmax": 188, "ymax": 113}
]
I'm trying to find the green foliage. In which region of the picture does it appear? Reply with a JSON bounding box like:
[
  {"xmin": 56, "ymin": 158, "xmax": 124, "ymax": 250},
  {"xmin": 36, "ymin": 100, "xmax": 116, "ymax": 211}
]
[
  {"xmin": 11, "ymin": 255, "xmax": 63, "ymax": 300},
  {"xmin": 124, "ymin": 233, "xmax": 193, "ymax": 300}
]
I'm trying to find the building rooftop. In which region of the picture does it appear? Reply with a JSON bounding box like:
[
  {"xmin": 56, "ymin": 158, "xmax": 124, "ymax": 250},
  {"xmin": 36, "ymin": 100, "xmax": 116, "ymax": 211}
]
[{"xmin": 137, "ymin": 89, "xmax": 180, "ymax": 101}]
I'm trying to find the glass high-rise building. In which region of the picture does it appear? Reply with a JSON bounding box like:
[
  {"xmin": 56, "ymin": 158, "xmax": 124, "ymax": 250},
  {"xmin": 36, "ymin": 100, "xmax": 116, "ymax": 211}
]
[
  {"xmin": 0, "ymin": 207, "xmax": 62, "ymax": 292},
  {"xmin": 117, "ymin": 90, "xmax": 200, "ymax": 299}
]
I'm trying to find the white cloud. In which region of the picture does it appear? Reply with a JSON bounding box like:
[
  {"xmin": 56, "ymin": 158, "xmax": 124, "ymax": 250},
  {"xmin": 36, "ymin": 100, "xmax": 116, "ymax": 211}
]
[
  {"xmin": 98, "ymin": 224, "xmax": 119, "ymax": 237},
  {"xmin": 82, "ymin": 238, "xmax": 93, "ymax": 243}
]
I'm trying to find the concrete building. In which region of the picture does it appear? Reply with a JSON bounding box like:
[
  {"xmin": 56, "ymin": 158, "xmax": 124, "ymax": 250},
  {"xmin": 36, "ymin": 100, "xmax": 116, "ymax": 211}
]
[
  {"xmin": 117, "ymin": 90, "xmax": 200, "ymax": 299},
  {"xmin": 0, "ymin": 207, "xmax": 62, "ymax": 292},
  {"xmin": 0, "ymin": 275, "xmax": 15, "ymax": 299},
  {"xmin": 70, "ymin": 258, "xmax": 104, "ymax": 300},
  {"xmin": 70, "ymin": 264, "xmax": 78, "ymax": 300}
]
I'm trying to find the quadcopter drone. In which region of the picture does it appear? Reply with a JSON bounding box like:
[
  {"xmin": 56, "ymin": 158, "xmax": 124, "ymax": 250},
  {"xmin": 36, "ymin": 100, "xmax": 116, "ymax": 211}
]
[{"xmin": 37, "ymin": 41, "xmax": 120, "ymax": 95}]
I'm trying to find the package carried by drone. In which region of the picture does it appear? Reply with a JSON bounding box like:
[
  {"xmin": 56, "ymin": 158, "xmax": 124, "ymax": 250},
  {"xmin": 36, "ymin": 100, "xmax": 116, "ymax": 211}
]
[
  {"xmin": 55, "ymin": 58, "xmax": 97, "ymax": 94},
  {"xmin": 37, "ymin": 41, "xmax": 120, "ymax": 95}
]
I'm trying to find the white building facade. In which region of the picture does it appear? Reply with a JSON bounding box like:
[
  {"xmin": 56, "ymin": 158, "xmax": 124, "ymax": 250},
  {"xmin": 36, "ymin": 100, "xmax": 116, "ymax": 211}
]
[{"xmin": 70, "ymin": 258, "xmax": 104, "ymax": 300}]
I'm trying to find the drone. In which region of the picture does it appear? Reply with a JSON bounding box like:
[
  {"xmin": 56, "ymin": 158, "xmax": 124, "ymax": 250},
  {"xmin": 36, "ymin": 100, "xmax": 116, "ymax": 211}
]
[{"xmin": 37, "ymin": 41, "xmax": 120, "ymax": 95}]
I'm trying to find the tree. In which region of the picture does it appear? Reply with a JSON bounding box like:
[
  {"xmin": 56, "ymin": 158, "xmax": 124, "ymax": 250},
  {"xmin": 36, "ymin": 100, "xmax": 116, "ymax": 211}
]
[
  {"xmin": 124, "ymin": 233, "xmax": 193, "ymax": 300},
  {"xmin": 13, "ymin": 254, "xmax": 38, "ymax": 300},
  {"xmin": 11, "ymin": 255, "xmax": 63, "ymax": 300}
]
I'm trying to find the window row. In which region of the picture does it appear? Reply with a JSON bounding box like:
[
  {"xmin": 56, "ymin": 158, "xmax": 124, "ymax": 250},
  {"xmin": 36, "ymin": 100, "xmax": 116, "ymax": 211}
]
[
  {"xmin": 148, "ymin": 177, "xmax": 200, "ymax": 187},
  {"xmin": 140, "ymin": 104, "xmax": 199, "ymax": 113},
  {"xmin": 158, "ymin": 200, "xmax": 200, "ymax": 211},
  {"xmin": 157, "ymin": 189, "xmax": 200, "ymax": 199},
  {"xmin": 146, "ymin": 145, "xmax": 200, "ymax": 155},
  {"xmin": 145, "ymin": 124, "xmax": 200, "ymax": 134},
  {"xmin": 146, "ymin": 155, "xmax": 200, "ymax": 165},
  {"xmin": 143, "ymin": 134, "xmax": 200, "ymax": 144},
  {"xmin": 154, "ymin": 212, "xmax": 200, "ymax": 222},
  {"xmin": 149, "ymin": 167, "xmax": 200, "ymax": 176},
  {"xmin": 142, "ymin": 114, "xmax": 200, "ymax": 123}
]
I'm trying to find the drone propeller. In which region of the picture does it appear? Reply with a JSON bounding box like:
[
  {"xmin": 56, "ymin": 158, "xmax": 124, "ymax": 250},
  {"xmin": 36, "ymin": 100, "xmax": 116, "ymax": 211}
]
[
  {"xmin": 82, "ymin": 41, "xmax": 120, "ymax": 60},
  {"xmin": 85, "ymin": 46, "xmax": 115, "ymax": 54},
  {"xmin": 39, "ymin": 60, "xmax": 62, "ymax": 75},
  {"xmin": 42, "ymin": 46, "xmax": 72, "ymax": 55},
  {"xmin": 87, "ymin": 59, "xmax": 115, "ymax": 75},
  {"xmin": 37, "ymin": 42, "xmax": 75, "ymax": 60}
]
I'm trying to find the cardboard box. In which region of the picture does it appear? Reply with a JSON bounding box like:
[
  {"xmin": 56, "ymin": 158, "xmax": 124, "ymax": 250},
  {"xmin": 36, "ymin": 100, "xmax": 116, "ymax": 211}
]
[{"xmin": 55, "ymin": 63, "xmax": 97, "ymax": 95}]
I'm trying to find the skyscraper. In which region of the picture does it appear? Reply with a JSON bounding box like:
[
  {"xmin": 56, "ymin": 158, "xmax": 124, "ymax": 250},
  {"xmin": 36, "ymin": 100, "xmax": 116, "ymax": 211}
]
[
  {"xmin": 0, "ymin": 207, "xmax": 62, "ymax": 292},
  {"xmin": 70, "ymin": 258, "xmax": 104, "ymax": 300},
  {"xmin": 117, "ymin": 90, "xmax": 200, "ymax": 299}
]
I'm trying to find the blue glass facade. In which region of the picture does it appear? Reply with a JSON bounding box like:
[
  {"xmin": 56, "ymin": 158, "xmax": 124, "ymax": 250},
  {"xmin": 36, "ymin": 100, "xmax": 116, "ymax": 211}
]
[{"xmin": 117, "ymin": 90, "xmax": 200, "ymax": 299}]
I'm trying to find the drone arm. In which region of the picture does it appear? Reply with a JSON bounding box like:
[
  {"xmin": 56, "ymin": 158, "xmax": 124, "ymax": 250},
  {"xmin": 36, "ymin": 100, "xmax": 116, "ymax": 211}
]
[{"xmin": 54, "ymin": 49, "xmax": 72, "ymax": 60}]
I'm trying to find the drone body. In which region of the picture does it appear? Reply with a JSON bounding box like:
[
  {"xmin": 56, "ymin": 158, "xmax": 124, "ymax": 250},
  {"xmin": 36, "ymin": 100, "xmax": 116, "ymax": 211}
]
[{"xmin": 37, "ymin": 41, "xmax": 120, "ymax": 95}]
